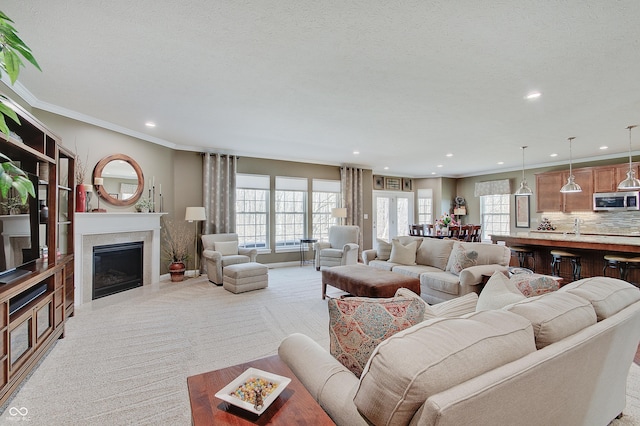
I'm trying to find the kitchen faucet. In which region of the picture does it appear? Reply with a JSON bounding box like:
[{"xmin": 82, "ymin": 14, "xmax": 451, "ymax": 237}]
[{"xmin": 574, "ymin": 217, "xmax": 581, "ymax": 236}]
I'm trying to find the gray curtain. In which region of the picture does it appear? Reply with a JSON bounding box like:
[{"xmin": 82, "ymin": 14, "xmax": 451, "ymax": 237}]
[
  {"xmin": 340, "ymin": 166, "xmax": 364, "ymax": 253},
  {"xmin": 202, "ymin": 154, "xmax": 237, "ymax": 234}
]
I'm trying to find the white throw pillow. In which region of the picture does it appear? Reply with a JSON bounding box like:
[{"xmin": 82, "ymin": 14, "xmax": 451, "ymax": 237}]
[
  {"xmin": 389, "ymin": 239, "xmax": 418, "ymax": 265},
  {"xmin": 394, "ymin": 288, "xmax": 479, "ymax": 320},
  {"xmin": 376, "ymin": 238, "xmax": 392, "ymax": 261},
  {"xmin": 214, "ymin": 240, "xmax": 239, "ymax": 256},
  {"xmin": 476, "ymin": 271, "xmax": 526, "ymax": 311}
]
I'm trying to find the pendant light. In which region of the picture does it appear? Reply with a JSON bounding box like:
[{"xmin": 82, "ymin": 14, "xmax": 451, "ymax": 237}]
[
  {"xmin": 560, "ymin": 137, "xmax": 582, "ymax": 193},
  {"xmin": 617, "ymin": 125, "xmax": 640, "ymax": 190},
  {"xmin": 514, "ymin": 146, "xmax": 533, "ymax": 195}
]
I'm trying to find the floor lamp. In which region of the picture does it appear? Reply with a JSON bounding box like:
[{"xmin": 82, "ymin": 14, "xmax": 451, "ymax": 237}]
[{"xmin": 185, "ymin": 207, "xmax": 206, "ymax": 277}]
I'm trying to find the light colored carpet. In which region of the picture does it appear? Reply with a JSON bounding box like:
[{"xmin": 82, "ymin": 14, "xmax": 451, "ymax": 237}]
[{"xmin": 0, "ymin": 266, "xmax": 638, "ymax": 425}]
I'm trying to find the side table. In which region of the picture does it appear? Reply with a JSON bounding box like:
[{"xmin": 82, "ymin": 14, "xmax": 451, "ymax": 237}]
[
  {"xmin": 299, "ymin": 238, "xmax": 317, "ymax": 267},
  {"xmin": 187, "ymin": 354, "xmax": 335, "ymax": 425}
]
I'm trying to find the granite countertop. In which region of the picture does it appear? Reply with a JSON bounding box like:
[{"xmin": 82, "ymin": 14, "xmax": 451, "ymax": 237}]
[{"xmin": 513, "ymin": 231, "xmax": 640, "ymax": 246}]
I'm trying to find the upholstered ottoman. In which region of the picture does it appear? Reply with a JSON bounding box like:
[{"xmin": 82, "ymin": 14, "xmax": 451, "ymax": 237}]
[
  {"xmin": 222, "ymin": 262, "xmax": 268, "ymax": 293},
  {"xmin": 322, "ymin": 264, "xmax": 420, "ymax": 299}
]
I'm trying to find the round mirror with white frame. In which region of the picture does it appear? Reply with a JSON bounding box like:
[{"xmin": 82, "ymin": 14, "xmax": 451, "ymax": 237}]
[{"xmin": 93, "ymin": 154, "xmax": 144, "ymax": 207}]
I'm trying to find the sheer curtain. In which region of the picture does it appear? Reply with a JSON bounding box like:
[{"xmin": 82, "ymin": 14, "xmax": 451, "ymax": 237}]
[
  {"xmin": 202, "ymin": 154, "xmax": 237, "ymax": 234},
  {"xmin": 340, "ymin": 166, "xmax": 364, "ymax": 253}
]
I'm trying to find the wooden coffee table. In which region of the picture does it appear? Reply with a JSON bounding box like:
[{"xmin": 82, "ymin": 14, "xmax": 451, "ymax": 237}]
[{"xmin": 187, "ymin": 354, "xmax": 335, "ymax": 425}]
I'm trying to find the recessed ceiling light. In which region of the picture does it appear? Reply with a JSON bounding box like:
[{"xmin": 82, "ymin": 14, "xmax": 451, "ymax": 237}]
[
  {"xmin": 383, "ymin": 166, "xmax": 389, "ymax": 170},
  {"xmin": 550, "ymin": 153, "xmax": 558, "ymax": 157},
  {"xmin": 353, "ymin": 151, "xmax": 360, "ymax": 155},
  {"xmin": 437, "ymin": 164, "xmax": 443, "ymax": 168},
  {"xmin": 145, "ymin": 121, "xmax": 156, "ymax": 128},
  {"xmin": 445, "ymin": 153, "xmax": 453, "ymax": 157},
  {"xmin": 525, "ymin": 92, "xmax": 541, "ymax": 100},
  {"xmin": 600, "ymin": 146, "xmax": 608, "ymax": 150},
  {"xmin": 497, "ymin": 161, "xmax": 504, "ymax": 165},
  {"xmin": 431, "ymin": 172, "xmax": 436, "ymax": 175}
]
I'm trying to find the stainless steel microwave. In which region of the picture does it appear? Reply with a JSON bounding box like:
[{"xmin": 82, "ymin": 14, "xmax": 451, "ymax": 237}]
[{"xmin": 593, "ymin": 191, "xmax": 640, "ymax": 211}]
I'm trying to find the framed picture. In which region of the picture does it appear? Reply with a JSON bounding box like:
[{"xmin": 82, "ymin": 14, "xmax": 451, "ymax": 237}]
[
  {"xmin": 515, "ymin": 195, "xmax": 530, "ymax": 228},
  {"xmin": 373, "ymin": 175, "xmax": 385, "ymax": 190},
  {"xmin": 385, "ymin": 177, "xmax": 401, "ymax": 190},
  {"xmin": 402, "ymin": 178, "xmax": 413, "ymax": 191}
]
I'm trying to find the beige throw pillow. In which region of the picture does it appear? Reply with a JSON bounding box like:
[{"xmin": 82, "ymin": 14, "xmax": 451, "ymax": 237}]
[
  {"xmin": 476, "ymin": 271, "xmax": 526, "ymax": 311},
  {"xmin": 389, "ymin": 239, "xmax": 417, "ymax": 265},
  {"xmin": 394, "ymin": 288, "xmax": 479, "ymax": 320},
  {"xmin": 376, "ymin": 238, "xmax": 392, "ymax": 261},
  {"xmin": 214, "ymin": 240, "xmax": 239, "ymax": 256}
]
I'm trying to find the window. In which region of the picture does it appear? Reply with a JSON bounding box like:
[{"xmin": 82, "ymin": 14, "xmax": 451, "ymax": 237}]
[
  {"xmin": 312, "ymin": 179, "xmax": 340, "ymax": 242},
  {"xmin": 480, "ymin": 194, "xmax": 510, "ymax": 241},
  {"xmin": 236, "ymin": 174, "xmax": 269, "ymax": 250},
  {"xmin": 275, "ymin": 177, "xmax": 307, "ymax": 249},
  {"xmin": 417, "ymin": 189, "xmax": 433, "ymax": 225}
]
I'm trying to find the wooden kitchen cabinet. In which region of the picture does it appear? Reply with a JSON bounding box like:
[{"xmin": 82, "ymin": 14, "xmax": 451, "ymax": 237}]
[
  {"xmin": 536, "ymin": 172, "xmax": 564, "ymax": 212},
  {"xmin": 562, "ymin": 168, "xmax": 594, "ymax": 211},
  {"xmin": 535, "ymin": 168, "xmax": 593, "ymax": 212},
  {"xmin": 593, "ymin": 163, "xmax": 639, "ymax": 192}
]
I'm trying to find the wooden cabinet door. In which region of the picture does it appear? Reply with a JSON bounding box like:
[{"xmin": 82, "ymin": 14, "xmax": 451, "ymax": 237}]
[
  {"xmin": 563, "ymin": 168, "xmax": 594, "ymax": 211},
  {"xmin": 536, "ymin": 172, "xmax": 564, "ymax": 212},
  {"xmin": 593, "ymin": 167, "xmax": 616, "ymax": 193},
  {"xmin": 614, "ymin": 163, "xmax": 639, "ymax": 188}
]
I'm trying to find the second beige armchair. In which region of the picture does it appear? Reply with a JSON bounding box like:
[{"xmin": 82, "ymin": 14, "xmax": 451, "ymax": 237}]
[
  {"xmin": 201, "ymin": 233, "xmax": 258, "ymax": 285},
  {"xmin": 315, "ymin": 225, "xmax": 360, "ymax": 270}
]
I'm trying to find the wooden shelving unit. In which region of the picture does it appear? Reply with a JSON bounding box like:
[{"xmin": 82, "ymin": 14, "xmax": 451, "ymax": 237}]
[{"xmin": 0, "ymin": 94, "xmax": 74, "ymax": 405}]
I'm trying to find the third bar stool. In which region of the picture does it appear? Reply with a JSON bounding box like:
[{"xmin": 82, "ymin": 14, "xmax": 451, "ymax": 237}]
[{"xmin": 550, "ymin": 250, "xmax": 581, "ymax": 282}]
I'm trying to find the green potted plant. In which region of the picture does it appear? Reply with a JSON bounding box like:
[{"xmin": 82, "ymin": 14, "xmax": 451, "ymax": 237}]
[
  {"xmin": 134, "ymin": 197, "xmax": 153, "ymax": 213},
  {"xmin": 161, "ymin": 216, "xmax": 192, "ymax": 282},
  {"xmin": 1, "ymin": 11, "xmax": 41, "ymax": 203},
  {"xmin": 1, "ymin": 194, "xmax": 24, "ymax": 214}
]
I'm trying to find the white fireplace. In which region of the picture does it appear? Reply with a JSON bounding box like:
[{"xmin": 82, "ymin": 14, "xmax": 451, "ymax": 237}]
[{"xmin": 74, "ymin": 212, "xmax": 165, "ymax": 305}]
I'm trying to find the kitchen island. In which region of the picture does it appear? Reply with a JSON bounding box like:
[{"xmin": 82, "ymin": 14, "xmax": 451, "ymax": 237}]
[{"xmin": 490, "ymin": 232, "xmax": 640, "ymax": 285}]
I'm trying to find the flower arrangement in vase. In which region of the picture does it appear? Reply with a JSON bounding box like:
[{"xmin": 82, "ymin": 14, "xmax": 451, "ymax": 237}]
[{"xmin": 436, "ymin": 212, "xmax": 458, "ymax": 229}]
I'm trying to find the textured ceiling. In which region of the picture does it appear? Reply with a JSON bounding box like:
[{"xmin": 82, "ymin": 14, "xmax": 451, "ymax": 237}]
[{"xmin": 2, "ymin": 1, "xmax": 640, "ymax": 177}]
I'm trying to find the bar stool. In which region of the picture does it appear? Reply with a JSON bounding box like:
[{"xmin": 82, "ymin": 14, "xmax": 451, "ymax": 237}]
[
  {"xmin": 550, "ymin": 250, "xmax": 581, "ymax": 281},
  {"xmin": 603, "ymin": 254, "xmax": 629, "ymax": 279},
  {"xmin": 510, "ymin": 246, "xmax": 535, "ymax": 271},
  {"xmin": 621, "ymin": 257, "xmax": 640, "ymax": 282}
]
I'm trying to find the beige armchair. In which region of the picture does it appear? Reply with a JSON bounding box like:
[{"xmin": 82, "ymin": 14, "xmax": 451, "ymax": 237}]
[
  {"xmin": 315, "ymin": 225, "xmax": 360, "ymax": 270},
  {"xmin": 201, "ymin": 233, "xmax": 258, "ymax": 285}
]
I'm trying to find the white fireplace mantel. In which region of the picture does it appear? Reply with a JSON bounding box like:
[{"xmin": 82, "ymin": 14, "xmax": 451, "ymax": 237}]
[{"xmin": 74, "ymin": 212, "xmax": 166, "ymax": 305}]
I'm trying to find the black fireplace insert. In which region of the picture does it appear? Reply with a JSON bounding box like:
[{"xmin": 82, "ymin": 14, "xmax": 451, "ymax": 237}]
[{"xmin": 92, "ymin": 241, "xmax": 143, "ymax": 300}]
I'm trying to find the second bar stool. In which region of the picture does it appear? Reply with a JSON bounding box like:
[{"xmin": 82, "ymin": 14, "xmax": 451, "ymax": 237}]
[
  {"xmin": 603, "ymin": 254, "xmax": 629, "ymax": 279},
  {"xmin": 550, "ymin": 250, "xmax": 581, "ymax": 282},
  {"xmin": 510, "ymin": 246, "xmax": 535, "ymax": 271}
]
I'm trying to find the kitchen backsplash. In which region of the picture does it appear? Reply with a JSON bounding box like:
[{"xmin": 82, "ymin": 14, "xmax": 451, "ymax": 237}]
[{"xmin": 534, "ymin": 211, "xmax": 640, "ymax": 235}]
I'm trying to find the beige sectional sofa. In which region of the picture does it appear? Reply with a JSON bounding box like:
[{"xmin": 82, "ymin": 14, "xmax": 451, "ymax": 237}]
[
  {"xmin": 362, "ymin": 236, "xmax": 511, "ymax": 304},
  {"xmin": 279, "ymin": 277, "xmax": 640, "ymax": 426}
]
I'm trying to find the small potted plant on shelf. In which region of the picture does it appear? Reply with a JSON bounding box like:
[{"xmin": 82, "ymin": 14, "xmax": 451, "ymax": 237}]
[
  {"xmin": 161, "ymin": 216, "xmax": 192, "ymax": 282},
  {"xmin": 134, "ymin": 197, "xmax": 153, "ymax": 213}
]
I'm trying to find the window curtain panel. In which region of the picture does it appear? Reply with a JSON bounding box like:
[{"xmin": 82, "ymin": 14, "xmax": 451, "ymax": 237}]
[
  {"xmin": 202, "ymin": 154, "xmax": 237, "ymax": 235},
  {"xmin": 474, "ymin": 179, "xmax": 511, "ymax": 197},
  {"xmin": 340, "ymin": 166, "xmax": 364, "ymax": 255}
]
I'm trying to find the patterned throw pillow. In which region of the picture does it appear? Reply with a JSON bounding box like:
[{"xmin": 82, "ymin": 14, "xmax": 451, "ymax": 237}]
[
  {"xmin": 449, "ymin": 244, "xmax": 478, "ymax": 275},
  {"xmin": 376, "ymin": 238, "xmax": 392, "ymax": 261},
  {"xmin": 328, "ymin": 296, "xmax": 425, "ymax": 377},
  {"xmin": 510, "ymin": 274, "xmax": 559, "ymax": 297}
]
